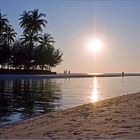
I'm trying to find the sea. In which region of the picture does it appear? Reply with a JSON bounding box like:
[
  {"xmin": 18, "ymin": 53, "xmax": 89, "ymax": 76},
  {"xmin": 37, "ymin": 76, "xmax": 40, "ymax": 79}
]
[{"xmin": 0, "ymin": 73, "xmax": 140, "ymax": 126}]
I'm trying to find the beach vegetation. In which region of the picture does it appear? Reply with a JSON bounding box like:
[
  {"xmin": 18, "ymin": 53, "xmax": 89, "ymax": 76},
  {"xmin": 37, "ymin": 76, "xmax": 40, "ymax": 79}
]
[{"xmin": 0, "ymin": 9, "xmax": 63, "ymax": 71}]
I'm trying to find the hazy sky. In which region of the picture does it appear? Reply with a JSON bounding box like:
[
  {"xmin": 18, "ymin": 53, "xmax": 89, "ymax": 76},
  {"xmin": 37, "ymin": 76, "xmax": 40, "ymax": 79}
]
[{"xmin": 1, "ymin": 0, "xmax": 140, "ymax": 73}]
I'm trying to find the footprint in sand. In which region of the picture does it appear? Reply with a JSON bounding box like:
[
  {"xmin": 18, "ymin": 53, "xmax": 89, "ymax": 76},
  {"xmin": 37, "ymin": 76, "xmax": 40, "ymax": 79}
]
[
  {"xmin": 111, "ymin": 131, "xmax": 128, "ymax": 135},
  {"xmin": 73, "ymin": 131, "xmax": 81, "ymax": 135},
  {"xmin": 105, "ymin": 118, "xmax": 112, "ymax": 121},
  {"xmin": 120, "ymin": 125, "xmax": 132, "ymax": 128}
]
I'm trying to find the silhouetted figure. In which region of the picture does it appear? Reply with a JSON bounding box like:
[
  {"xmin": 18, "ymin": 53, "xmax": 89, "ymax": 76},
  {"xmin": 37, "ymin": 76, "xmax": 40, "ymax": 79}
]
[
  {"xmin": 122, "ymin": 72, "xmax": 124, "ymax": 77},
  {"xmin": 64, "ymin": 70, "xmax": 67, "ymax": 75},
  {"xmin": 68, "ymin": 70, "xmax": 70, "ymax": 75}
]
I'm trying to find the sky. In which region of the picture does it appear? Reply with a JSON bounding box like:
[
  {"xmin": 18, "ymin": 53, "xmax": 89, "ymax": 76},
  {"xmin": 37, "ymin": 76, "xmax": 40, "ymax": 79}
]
[{"xmin": 1, "ymin": 0, "xmax": 140, "ymax": 73}]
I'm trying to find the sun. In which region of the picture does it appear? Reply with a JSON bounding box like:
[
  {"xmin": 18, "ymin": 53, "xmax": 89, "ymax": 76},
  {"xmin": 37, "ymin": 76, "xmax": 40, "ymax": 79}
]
[{"xmin": 88, "ymin": 38, "xmax": 102, "ymax": 53}]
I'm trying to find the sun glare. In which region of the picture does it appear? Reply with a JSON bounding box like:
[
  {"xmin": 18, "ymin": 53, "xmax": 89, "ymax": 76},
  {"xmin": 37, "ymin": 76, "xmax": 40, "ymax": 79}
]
[
  {"xmin": 88, "ymin": 38, "xmax": 102, "ymax": 53},
  {"xmin": 90, "ymin": 77, "xmax": 98, "ymax": 102}
]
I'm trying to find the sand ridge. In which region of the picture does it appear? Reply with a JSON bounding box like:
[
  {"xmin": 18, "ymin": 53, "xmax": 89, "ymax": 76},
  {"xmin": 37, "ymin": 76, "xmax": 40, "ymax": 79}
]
[{"xmin": 0, "ymin": 92, "xmax": 140, "ymax": 139}]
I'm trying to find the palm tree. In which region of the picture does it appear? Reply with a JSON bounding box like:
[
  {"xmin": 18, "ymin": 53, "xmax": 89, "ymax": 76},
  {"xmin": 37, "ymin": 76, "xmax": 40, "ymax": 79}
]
[
  {"xmin": 0, "ymin": 11, "xmax": 9, "ymax": 29},
  {"xmin": 34, "ymin": 33, "xmax": 54, "ymax": 70},
  {"xmin": 0, "ymin": 11, "xmax": 16, "ymax": 69},
  {"xmin": 34, "ymin": 33, "xmax": 63, "ymax": 70},
  {"xmin": 3, "ymin": 25, "xmax": 17, "ymax": 44},
  {"xmin": 19, "ymin": 9, "xmax": 47, "ymax": 69},
  {"xmin": 19, "ymin": 9, "xmax": 47, "ymax": 42},
  {"xmin": 0, "ymin": 11, "xmax": 9, "ymax": 45},
  {"xmin": 21, "ymin": 33, "xmax": 42, "ymax": 45},
  {"xmin": 19, "ymin": 11, "xmax": 30, "ymax": 34},
  {"xmin": 39, "ymin": 33, "xmax": 55, "ymax": 47}
]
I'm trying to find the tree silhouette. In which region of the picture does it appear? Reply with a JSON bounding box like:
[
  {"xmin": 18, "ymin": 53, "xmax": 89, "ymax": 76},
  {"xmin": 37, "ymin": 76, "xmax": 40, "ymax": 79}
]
[
  {"xmin": 0, "ymin": 9, "xmax": 63, "ymax": 71},
  {"xmin": 34, "ymin": 33, "xmax": 63, "ymax": 70},
  {"xmin": 19, "ymin": 9, "xmax": 47, "ymax": 34},
  {"xmin": 19, "ymin": 9, "xmax": 48, "ymax": 69},
  {"xmin": 0, "ymin": 11, "xmax": 16, "ymax": 69},
  {"xmin": 0, "ymin": 12, "xmax": 9, "ymax": 43}
]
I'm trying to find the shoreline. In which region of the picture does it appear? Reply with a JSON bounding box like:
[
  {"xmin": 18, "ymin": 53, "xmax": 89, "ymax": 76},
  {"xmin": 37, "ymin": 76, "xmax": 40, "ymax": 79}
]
[
  {"xmin": 0, "ymin": 69, "xmax": 56, "ymax": 75},
  {"xmin": 0, "ymin": 92, "xmax": 140, "ymax": 139},
  {"xmin": 0, "ymin": 73, "xmax": 140, "ymax": 80}
]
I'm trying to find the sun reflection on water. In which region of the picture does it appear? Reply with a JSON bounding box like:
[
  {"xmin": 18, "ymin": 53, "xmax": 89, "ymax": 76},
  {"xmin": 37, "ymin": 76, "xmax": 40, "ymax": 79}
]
[{"xmin": 91, "ymin": 77, "xmax": 98, "ymax": 102}]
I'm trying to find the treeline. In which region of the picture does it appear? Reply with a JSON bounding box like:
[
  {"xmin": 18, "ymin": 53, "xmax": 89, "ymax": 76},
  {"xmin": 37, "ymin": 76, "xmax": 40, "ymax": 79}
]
[{"xmin": 0, "ymin": 9, "xmax": 63, "ymax": 70}]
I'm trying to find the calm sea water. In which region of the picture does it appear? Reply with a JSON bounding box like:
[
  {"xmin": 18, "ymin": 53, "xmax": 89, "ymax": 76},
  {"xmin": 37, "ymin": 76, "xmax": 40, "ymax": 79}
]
[{"xmin": 0, "ymin": 75, "xmax": 140, "ymax": 126}]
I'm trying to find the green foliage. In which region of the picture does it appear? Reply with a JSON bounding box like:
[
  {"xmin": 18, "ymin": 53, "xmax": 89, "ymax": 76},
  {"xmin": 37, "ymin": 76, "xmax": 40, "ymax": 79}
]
[{"xmin": 0, "ymin": 9, "xmax": 63, "ymax": 71}]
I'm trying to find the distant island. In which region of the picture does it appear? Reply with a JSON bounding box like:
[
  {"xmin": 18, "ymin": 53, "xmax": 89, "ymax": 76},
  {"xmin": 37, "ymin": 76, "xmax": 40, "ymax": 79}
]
[{"xmin": 0, "ymin": 9, "xmax": 63, "ymax": 74}]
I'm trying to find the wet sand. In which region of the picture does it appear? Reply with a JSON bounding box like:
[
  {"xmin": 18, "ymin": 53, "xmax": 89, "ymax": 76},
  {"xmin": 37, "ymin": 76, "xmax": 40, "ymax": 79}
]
[{"xmin": 0, "ymin": 92, "xmax": 140, "ymax": 139}]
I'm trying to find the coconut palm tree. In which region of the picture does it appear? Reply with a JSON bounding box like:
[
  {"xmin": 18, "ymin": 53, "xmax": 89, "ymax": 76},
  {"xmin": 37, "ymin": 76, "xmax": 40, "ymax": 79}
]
[
  {"xmin": 0, "ymin": 11, "xmax": 9, "ymax": 30},
  {"xmin": 0, "ymin": 25, "xmax": 16, "ymax": 69},
  {"xmin": 0, "ymin": 11, "xmax": 9, "ymax": 44},
  {"xmin": 39, "ymin": 33, "xmax": 55, "ymax": 47},
  {"xmin": 19, "ymin": 9, "xmax": 47, "ymax": 42},
  {"xmin": 19, "ymin": 9, "xmax": 47, "ymax": 47},
  {"xmin": 34, "ymin": 33, "xmax": 63, "ymax": 70},
  {"xmin": 19, "ymin": 11, "xmax": 30, "ymax": 34},
  {"xmin": 34, "ymin": 33, "xmax": 54, "ymax": 70},
  {"xmin": 19, "ymin": 9, "xmax": 47, "ymax": 69},
  {"xmin": 3, "ymin": 25, "xmax": 17, "ymax": 44},
  {"xmin": 0, "ymin": 11, "xmax": 16, "ymax": 69}
]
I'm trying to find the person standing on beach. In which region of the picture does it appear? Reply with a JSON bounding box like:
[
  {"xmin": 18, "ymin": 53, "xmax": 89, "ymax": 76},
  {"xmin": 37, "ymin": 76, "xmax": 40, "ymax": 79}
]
[
  {"xmin": 68, "ymin": 70, "xmax": 70, "ymax": 75},
  {"xmin": 64, "ymin": 70, "xmax": 67, "ymax": 75},
  {"xmin": 122, "ymin": 72, "xmax": 124, "ymax": 77}
]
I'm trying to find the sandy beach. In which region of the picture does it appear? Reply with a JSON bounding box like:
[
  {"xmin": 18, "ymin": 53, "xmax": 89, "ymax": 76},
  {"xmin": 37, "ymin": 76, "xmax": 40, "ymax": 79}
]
[{"xmin": 0, "ymin": 92, "xmax": 140, "ymax": 139}]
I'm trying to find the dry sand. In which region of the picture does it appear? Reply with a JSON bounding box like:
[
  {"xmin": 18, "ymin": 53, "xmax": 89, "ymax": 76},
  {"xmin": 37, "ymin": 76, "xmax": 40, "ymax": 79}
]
[{"xmin": 0, "ymin": 92, "xmax": 140, "ymax": 139}]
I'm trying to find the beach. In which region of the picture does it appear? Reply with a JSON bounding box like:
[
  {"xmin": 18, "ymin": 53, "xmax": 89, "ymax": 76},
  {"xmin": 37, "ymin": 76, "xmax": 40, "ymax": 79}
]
[{"xmin": 0, "ymin": 92, "xmax": 140, "ymax": 139}]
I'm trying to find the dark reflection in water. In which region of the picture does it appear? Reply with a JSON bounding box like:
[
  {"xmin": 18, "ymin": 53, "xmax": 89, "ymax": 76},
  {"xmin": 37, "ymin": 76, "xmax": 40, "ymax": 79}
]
[{"xmin": 0, "ymin": 79, "xmax": 62, "ymax": 126}]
